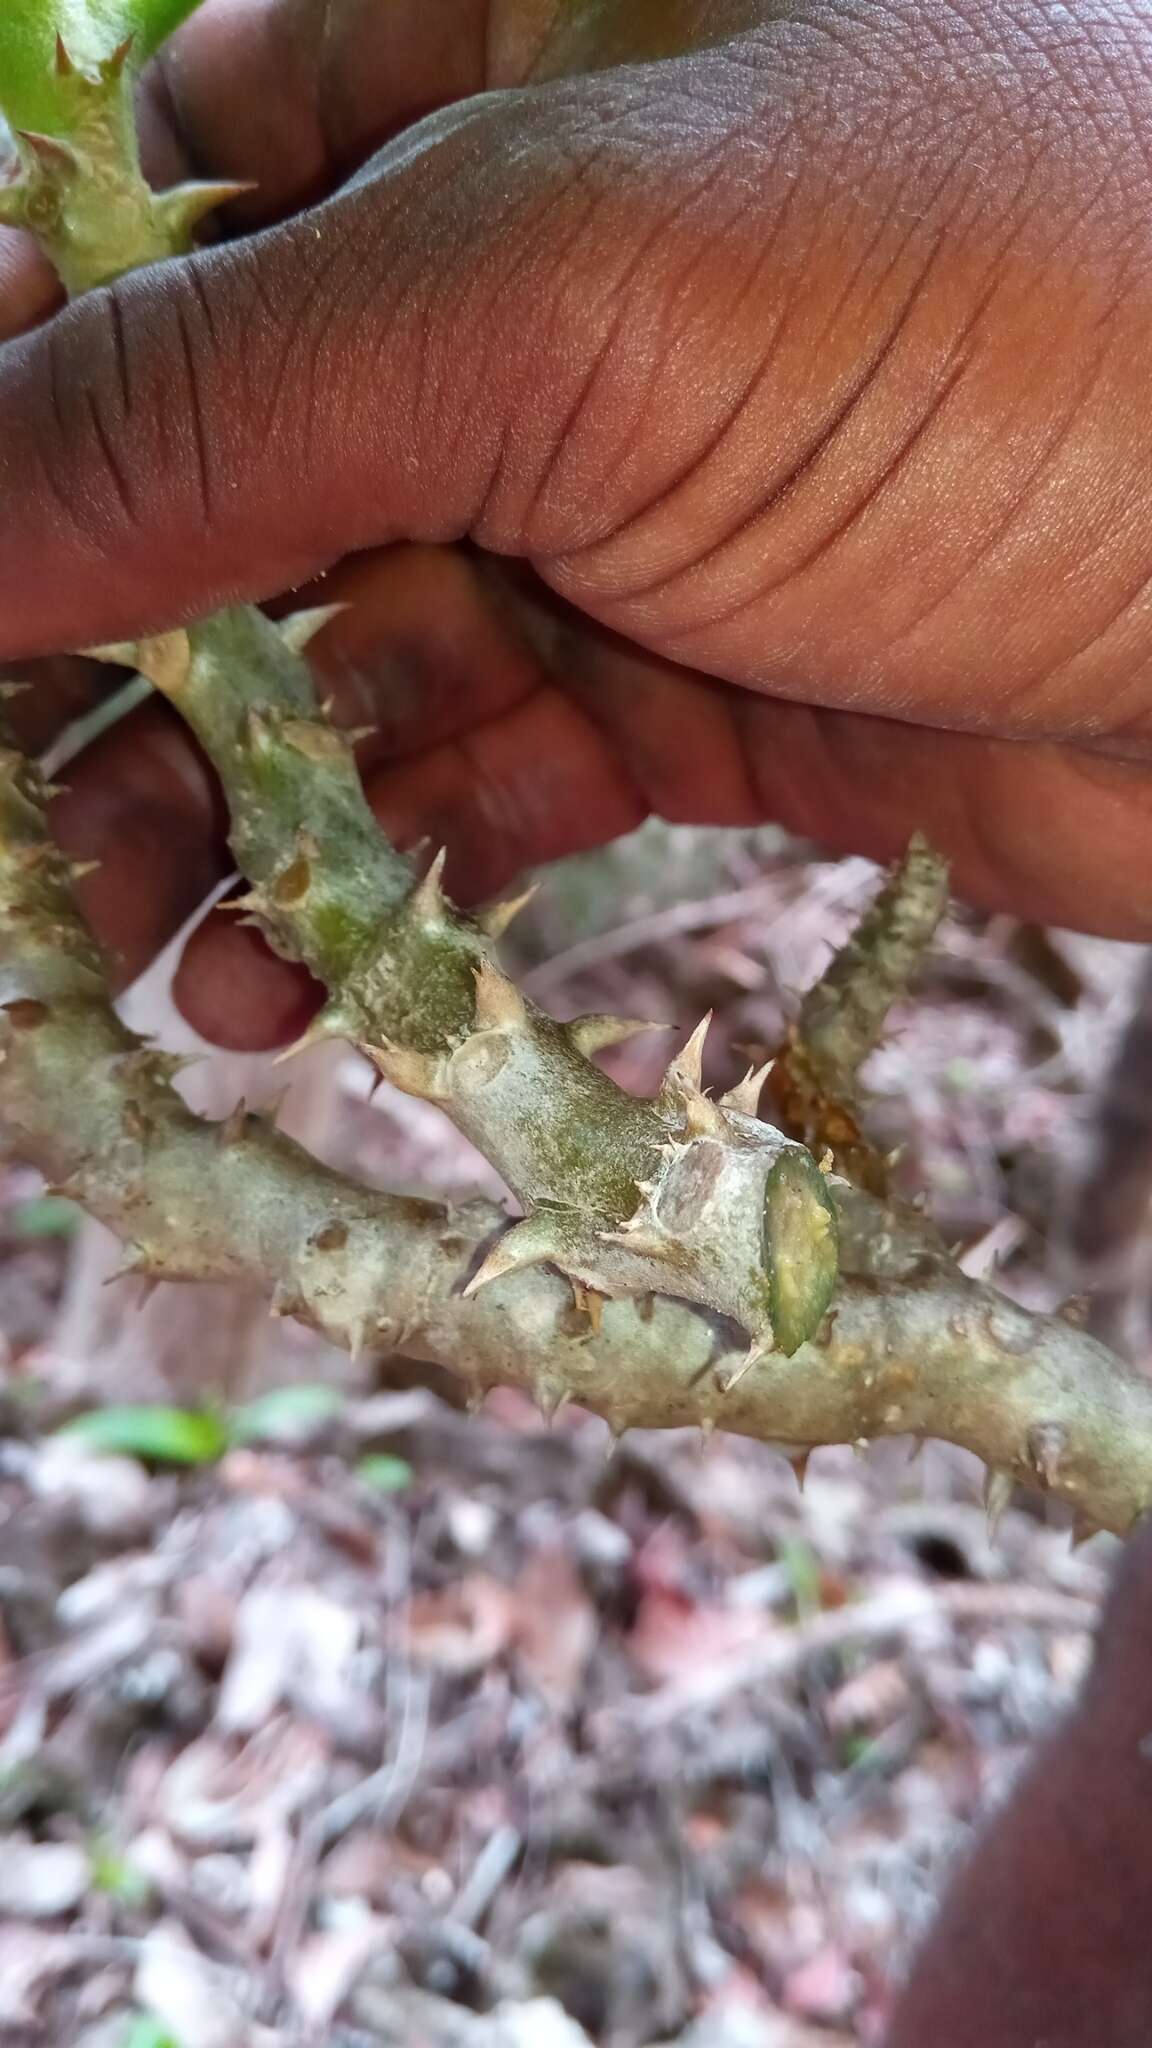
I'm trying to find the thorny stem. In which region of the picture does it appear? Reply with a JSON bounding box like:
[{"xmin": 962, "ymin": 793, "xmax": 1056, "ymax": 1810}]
[
  {"xmin": 1, "ymin": 721, "xmax": 1149, "ymax": 1534},
  {"xmin": 2, "ymin": 4, "xmax": 1151, "ymax": 1534}
]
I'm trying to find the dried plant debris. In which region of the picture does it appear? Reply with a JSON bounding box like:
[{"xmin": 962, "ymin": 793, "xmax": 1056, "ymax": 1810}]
[{"xmin": 0, "ymin": 1375, "xmax": 1112, "ymax": 2046}]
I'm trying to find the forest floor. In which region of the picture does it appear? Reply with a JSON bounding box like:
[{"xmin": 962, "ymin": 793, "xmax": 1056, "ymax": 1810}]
[{"xmin": 0, "ymin": 827, "xmax": 1144, "ymax": 2048}]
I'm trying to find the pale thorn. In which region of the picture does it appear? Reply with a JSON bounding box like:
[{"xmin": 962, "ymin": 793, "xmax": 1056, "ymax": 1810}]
[
  {"xmin": 571, "ymin": 1280, "xmax": 605, "ymax": 1335},
  {"xmin": 82, "ymin": 641, "xmax": 141, "ymax": 669},
  {"xmin": 132, "ymin": 1276, "xmax": 162, "ymax": 1312},
  {"xmin": 410, "ymin": 848, "xmax": 448, "ymax": 925},
  {"xmin": 126, "ymin": 631, "xmax": 194, "ymax": 695},
  {"xmin": 54, "ymin": 32, "xmax": 75, "ymax": 75},
  {"xmin": 158, "ymin": 180, "xmax": 260, "ymax": 237},
  {"xmin": 217, "ymin": 1098, "xmax": 248, "ymax": 1149},
  {"xmin": 348, "ymin": 1319, "xmax": 369, "ymax": 1363},
  {"xmin": 668, "ymin": 1012, "xmax": 712, "ymax": 1094},
  {"xmin": 15, "ymin": 129, "xmax": 81, "ymax": 173},
  {"xmin": 103, "ymin": 1247, "xmax": 149, "ymax": 1289},
  {"xmin": 276, "ymin": 602, "xmax": 350, "ymax": 656},
  {"xmin": 719, "ymin": 1061, "xmax": 775, "ymax": 1117},
  {"xmin": 683, "ymin": 1092, "xmax": 725, "ymax": 1138},
  {"xmin": 68, "ymin": 859, "xmax": 100, "ymax": 881},
  {"xmin": 983, "ymin": 1467, "xmax": 1014, "ymax": 1544},
  {"xmin": 535, "ymin": 1378, "xmax": 568, "ymax": 1423},
  {"xmin": 473, "ymin": 956, "xmax": 528, "ymax": 1032},
  {"xmin": 364, "ymin": 1038, "xmax": 447, "ymax": 1102},
  {"xmin": 1070, "ymin": 1512, "xmax": 1099, "ymax": 1550},
  {"xmin": 462, "ymin": 1214, "xmax": 561, "ymax": 1297},
  {"xmin": 479, "ymin": 884, "xmax": 539, "ymax": 940},
  {"xmin": 598, "ymin": 1224, "xmax": 672, "ymax": 1261},
  {"xmin": 851, "ymin": 1438, "xmax": 871, "ymax": 1462},
  {"xmin": 1027, "ymin": 1422, "xmax": 1067, "ymax": 1490},
  {"xmin": 272, "ymin": 1008, "xmax": 347, "ymax": 1065},
  {"xmin": 217, "ymin": 889, "xmax": 265, "ymax": 915},
  {"xmin": 567, "ymin": 1013, "xmax": 663, "ymax": 1057},
  {"xmin": 717, "ymin": 1339, "xmax": 767, "ymax": 1393},
  {"xmin": 699, "ymin": 1416, "xmax": 716, "ymax": 1451}
]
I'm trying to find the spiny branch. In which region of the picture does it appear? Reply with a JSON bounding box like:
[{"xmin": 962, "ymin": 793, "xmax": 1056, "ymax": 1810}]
[
  {"xmin": 0, "ymin": 716, "xmax": 1149, "ymax": 1536},
  {"xmin": 768, "ymin": 834, "xmax": 950, "ymax": 1194},
  {"xmin": 86, "ymin": 610, "xmax": 841, "ymax": 1362},
  {"xmin": 3, "ymin": 5, "xmax": 1152, "ymax": 1542}
]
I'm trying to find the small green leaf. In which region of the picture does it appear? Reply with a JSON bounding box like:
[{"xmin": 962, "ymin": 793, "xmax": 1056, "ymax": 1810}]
[
  {"xmin": 356, "ymin": 1454, "xmax": 414, "ymax": 1494},
  {"xmin": 776, "ymin": 1535, "xmax": 823, "ymax": 1624},
  {"xmin": 89, "ymin": 1835, "xmax": 150, "ymax": 1906},
  {"xmin": 11, "ymin": 1194, "xmax": 79, "ymax": 1238},
  {"xmin": 58, "ymin": 1404, "xmax": 228, "ymax": 1465},
  {"xmin": 229, "ymin": 1384, "xmax": 343, "ymax": 1445},
  {"xmin": 123, "ymin": 2016, "xmax": 180, "ymax": 2048}
]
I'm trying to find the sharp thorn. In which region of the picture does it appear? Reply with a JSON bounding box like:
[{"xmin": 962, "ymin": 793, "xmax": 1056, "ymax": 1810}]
[
  {"xmin": 364, "ymin": 1038, "xmax": 447, "ymax": 1102},
  {"xmin": 123, "ymin": 631, "xmax": 192, "ymax": 695},
  {"xmin": 158, "ymin": 179, "xmax": 260, "ymax": 239},
  {"xmin": 479, "ymin": 884, "xmax": 538, "ymax": 940},
  {"xmin": 571, "ymin": 1280, "xmax": 605, "ymax": 1335},
  {"xmin": 671, "ymin": 1013, "xmax": 712, "ymax": 1093},
  {"xmin": 16, "ymin": 130, "xmax": 81, "ymax": 172},
  {"xmin": 275, "ymin": 600, "xmax": 350, "ymax": 655},
  {"xmin": 217, "ymin": 1099, "xmax": 248, "ymax": 1148},
  {"xmin": 473, "ymin": 957, "xmax": 527, "ymax": 1031},
  {"xmin": 789, "ymin": 1448, "xmax": 812, "ymax": 1491},
  {"xmin": 568, "ymin": 1013, "xmax": 663, "ymax": 1058},
  {"xmin": 983, "ymin": 1467, "xmax": 1014, "ymax": 1544},
  {"xmin": 54, "ymin": 33, "xmax": 75, "ymax": 76},
  {"xmin": 717, "ymin": 1340, "xmax": 767, "ymax": 1393},
  {"xmin": 273, "ymin": 1006, "xmax": 349, "ymax": 1065},
  {"xmin": 81, "ymin": 641, "xmax": 140, "ymax": 670},
  {"xmin": 719, "ymin": 1060, "xmax": 775, "ymax": 1117},
  {"xmin": 535, "ymin": 1379, "xmax": 568, "ymax": 1424},
  {"xmin": 102, "ymin": 36, "xmax": 136, "ymax": 79},
  {"xmin": 410, "ymin": 847, "xmax": 448, "ymax": 926},
  {"xmin": 463, "ymin": 1215, "xmax": 561, "ymax": 1296}
]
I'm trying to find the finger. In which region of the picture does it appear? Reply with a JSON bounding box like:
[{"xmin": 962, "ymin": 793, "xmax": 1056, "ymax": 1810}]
[
  {"xmin": 49, "ymin": 522, "xmax": 1152, "ymax": 1047},
  {"xmin": 6, "ymin": 5, "xmax": 1152, "ymax": 779},
  {"xmin": 155, "ymin": 0, "xmax": 493, "ymax": 227},
  {"xmin": 731, "ymin": 697, "xmax": 1152, "ymax": 940},
  {"xmin": 0, "ymin": 228, "xmax": 60, "ymax": 341},
  {"xmin": 48, "ymin": 695, "xmax": 232, "ymax": 991}
]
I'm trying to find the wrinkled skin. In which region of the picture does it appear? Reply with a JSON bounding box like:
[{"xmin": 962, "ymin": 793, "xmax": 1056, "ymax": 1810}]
[
  {"xmin": 5, "ymin": 3, "xmax": 1152, "ymax": 2032},
  {"xmin": 5, "ymin": 0, "xmax": 1152, "ymax": 1044}
]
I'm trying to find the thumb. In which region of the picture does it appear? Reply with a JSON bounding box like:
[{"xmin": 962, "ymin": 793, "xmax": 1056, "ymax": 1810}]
[{"xmin": 2, "ymin": 47, "xmax": 773, "ymax": 662}]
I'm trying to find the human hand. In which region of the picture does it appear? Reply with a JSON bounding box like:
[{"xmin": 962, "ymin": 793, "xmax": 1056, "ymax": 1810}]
[
  {"xmin": 887, "ymin": 1515, "xmax": 1152, "ymax": 2046},
  {"xmin": 3, "ymin": 0, "xmax": 1152, "ymax": 1047}
]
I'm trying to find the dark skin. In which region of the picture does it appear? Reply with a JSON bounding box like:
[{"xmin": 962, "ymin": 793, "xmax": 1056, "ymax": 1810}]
[{"xmin": 5, "ymin": 2, "xmax": 1152, "ymax": 2032}]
